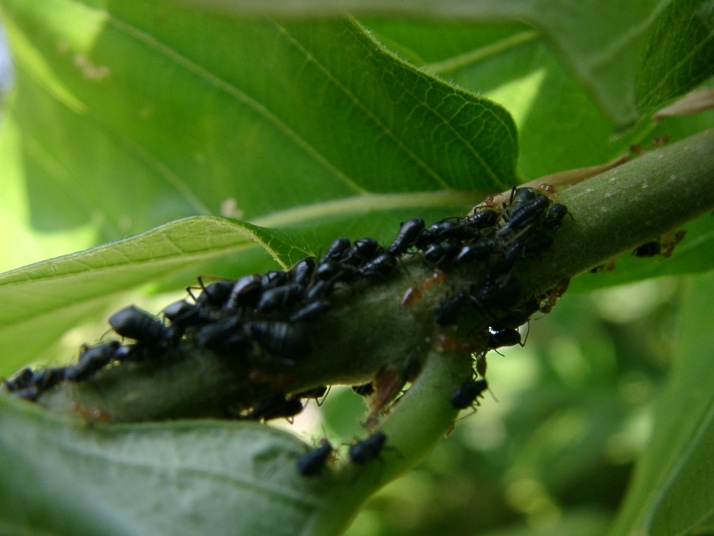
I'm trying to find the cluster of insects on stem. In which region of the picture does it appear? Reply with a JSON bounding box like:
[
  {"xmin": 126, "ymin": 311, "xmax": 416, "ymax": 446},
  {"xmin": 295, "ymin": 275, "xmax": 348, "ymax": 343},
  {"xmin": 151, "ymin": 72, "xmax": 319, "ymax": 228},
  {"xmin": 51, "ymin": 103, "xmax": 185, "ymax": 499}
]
[{"xmin": 3, "ymin": 185, "xmax": 573, "ymax": 477}]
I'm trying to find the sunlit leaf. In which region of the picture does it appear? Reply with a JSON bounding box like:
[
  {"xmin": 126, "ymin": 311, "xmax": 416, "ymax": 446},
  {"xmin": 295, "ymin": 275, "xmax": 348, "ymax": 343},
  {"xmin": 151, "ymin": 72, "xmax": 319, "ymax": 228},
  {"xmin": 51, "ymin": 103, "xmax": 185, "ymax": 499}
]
[
  {"xmin": 0, "ymin": 0, "xmax": 516, "ymax": 271},
  {"xmin": 171, "ymin": 0, "xmax": 678, "ymax": 127},
  {"xmin": 636, "ymin": 0, "xmax": 714, "ymax": 116},
  {"xmin": 0, "ymin": 217, "xmax": 284, "ymax": 373}
]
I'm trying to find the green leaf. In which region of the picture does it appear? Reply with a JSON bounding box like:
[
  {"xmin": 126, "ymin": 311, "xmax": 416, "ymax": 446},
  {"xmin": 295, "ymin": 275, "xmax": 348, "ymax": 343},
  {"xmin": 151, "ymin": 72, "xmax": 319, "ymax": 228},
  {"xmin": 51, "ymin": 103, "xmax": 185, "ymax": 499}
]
[
  {"xmin": 0, "ymin": 217, "xmax": 284, "ymax": 373},
  {"xmin": 636, "ymin": 0, "xmax": 714, "ymax": 116},
  {"xmin": 0, "ymin": 339, "xmax": 469, "ymax": 535},
  {"xmin": 0, "ymin": 0, "xmax": 516, "ymax": 271},
  {"xmin": 360, "ymin": 18, "xmax": 652, "ymax": 180},
  {"xmin": 0, "ymin": 396, "xmax": 322, "ymax": 536},
  {"xmin": 170, "ymin": 0, "xmax": 680, "ymax": 127},
  {"xmin": 609, "ymin": 271, "xmax": 714, "ymax": 535},
  {"xmin": 569, "ymin": 211, "xmax": 714, "ymax": 293}
]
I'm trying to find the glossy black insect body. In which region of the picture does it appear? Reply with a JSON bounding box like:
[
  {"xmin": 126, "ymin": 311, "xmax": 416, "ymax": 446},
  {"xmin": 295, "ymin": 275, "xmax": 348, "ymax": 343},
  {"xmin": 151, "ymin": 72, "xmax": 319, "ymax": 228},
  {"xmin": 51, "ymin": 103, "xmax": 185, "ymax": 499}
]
[
  {"xmin": 297, "ymin": 440, "xmax": 334, "ymax": 477},
  {"xmin": 195, "ymin": 279, "xmax": 234, "ymax": 308},
  {"xmin": 472, "ymin": 273, "xmax": 521, "ymax": 314},
  {"xmin": 543, "ymin": 203, "xmax": 569, "ymax": 228},
  {"xmin": 450, "ymin": 379, "xmax": 488, "ymax": 410},
  {"xmin": 424, "ymin": 218, "xmax": 472, "ymax": 241},
  {"xmin": 500, "ymin": 194, "xmax": 549, "ymax": 234},
  {"xmin": 349, "ymin": 431, "xmax": 388, "ymax": 464},
  {"xmin": 388, "ymin": 218, "xmax": 424, "ymax": 255},
  {"xmin": 292, "ymin": 385, "xmax": 328, "ymax": 400},
  {"xmin": 305, "ymin": 280, "xmax": 332, "ymax": 302},
  {"xmin": 456, "ymin": 240, "xmax": 495, "ymax": 264},
  {"xmin": 11, "ymin": 366, "xmax": 68, "ymax": 401},
  {"xmin": 226, "ymin": 274, "xmax": 263, "ymax": 310},
  {"xmin": 247, "ymin": 321, "xmax": 311, "ymax": 360},
  {"xmin": 492, "ymin": 241, "xmax": 528, "ymax": 273},
  {"xmin": 488, "ymin": 329, "xmax": 522, "ymax": 349},
  {"xmin": 162, "ymin": 300, "xmax": 215, "ymax": 336},
  {"xmin": 321, "ymin": 237, "xmax": 351, "ymax": 263},
  {"xmin": 244, "ymin": 393, "xmax": 304, "ymax": 421},
  {"xmin": 66, "ymin": 341, "xmax": 122, "ymax": 382},
  {"xmin": 261, "ymin": 270, "xmax": 290, "ymax": 289},
  {"xmin": 465, "ymin": 209, "xmax": 500, "ymax": 230},
  {"xmin": 290, "ymin": 257, "xmax": 316, "ymax": 286},
  {"xmin": 633, "ymin": 241, "xmax": 661, "ymax": 257},
  {"xmin": 195, "ymin": 318, "xmax": 253, "ymax": 357},
  {"xmin": 433, "ymin": 290, "xmax": 468, "ymax": 326},
  {"xmin": 257, "ymin": 284, "xmax": 304, "ymax": 313},
  {"xmin": 490, "ymin": 298, "xmax": 540, "ymax": 330},
  {"xmin": 288, "ymin": 300, "xmax": 331, "ymax": 323},
  {"xmin": 359, "ymin": 252, "xmax": 397, "ymax": 278},
  {"xmin": 3, "ymin": 367, "xmax": 34, "ymax": 392},
  {"xmin": 509, "ymin": 186, "xmax": 538, "ymax": 207},
  {"xmin": 352, "ymin": 382, "xmax": 375, "ymax": 397},
  {"xmin": 109, "ymin": 305, "xmax": 173, "ymax": 343},
  {"xmin": 423, "ymin": 241, "xmax": 461, "ymax": 264},
  {"xmin": 343, "ymin": 238, "xmax": 381, "ymax": 266},
  {"xmin": 315, "ymin": 261, "xmax": 357, "ymax": 284}
]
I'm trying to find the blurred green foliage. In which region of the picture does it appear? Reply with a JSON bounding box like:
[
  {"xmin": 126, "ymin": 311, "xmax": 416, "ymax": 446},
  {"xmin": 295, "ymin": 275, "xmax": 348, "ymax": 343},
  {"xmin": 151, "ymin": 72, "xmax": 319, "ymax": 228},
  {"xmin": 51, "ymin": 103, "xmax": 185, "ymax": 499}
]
[
  {"xmin": 340, "ymin": 279, "xmax": 679, "ymax": 535},
  {"xmin": 0, "ymin": 0, "xmax": 713, "ymax": 534}
]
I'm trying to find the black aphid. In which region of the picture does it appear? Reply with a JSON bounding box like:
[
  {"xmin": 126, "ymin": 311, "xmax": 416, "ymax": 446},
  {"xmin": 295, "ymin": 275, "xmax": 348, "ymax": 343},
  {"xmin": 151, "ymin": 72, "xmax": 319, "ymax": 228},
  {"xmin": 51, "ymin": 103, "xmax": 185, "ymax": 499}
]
[
  {"xmin": 243, "ymin": 393, "xmax": 304, "ymax": 421},
  {"xmin": 109, "ymin": 305, "xmax": 173, "ymax": 343},
  {"xmin": 450, "ymin": 379, "xmax": 488, "ymax": 410},
  {"xmin": 65, "ymin": 341, "xmax": 123, "ymax": 382},
  {"xmin": 349, "ymin": 431, "xmax": 388, "ymax": 464},
  {"xmin": 388, "ymin": 218, "xmax": 424, "ymax": 255},
  {"xmin": 297, "ymin": 440, "xmax": 334, "ymax": 477},
  {"xmin": 246, "ymin": 321, "xmax": 311, "ymax": 360}
]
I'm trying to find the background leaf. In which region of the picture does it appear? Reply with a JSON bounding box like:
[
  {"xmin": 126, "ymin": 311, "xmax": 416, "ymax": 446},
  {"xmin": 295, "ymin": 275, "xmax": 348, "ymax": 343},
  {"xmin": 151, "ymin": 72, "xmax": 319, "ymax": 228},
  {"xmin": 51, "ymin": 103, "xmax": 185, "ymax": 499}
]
[
  {"xmin": 0, "ymin": 2, "xmax": 714, "ymax": 535},
  {"xmin": 0, "ymin": 0, "xmax": 712, "ymax": 372},
  {"xmin": 0, "ymin": 217, "xmax": 282, "ymax": 373},
  {"xmin": 0, "ymin": 0, "xmax": 515, "ymax": 273},
  {"xmin": 636, "ymin": 0, "xmax": 714, "ymax": 116},
  {"xmin": 609, "ymin": 271, "xmax": 714, "ymax": 535},
  {"xmin": 172, "ymin": 0, "xmax": 704, "ymax": 128},
  {"xmin": 0, "ymin": 396, "xmax": 326, "ymax": 536},
  {"xmin": 359, "ymin": 18, "xmax": 714, "ymax": 292}
]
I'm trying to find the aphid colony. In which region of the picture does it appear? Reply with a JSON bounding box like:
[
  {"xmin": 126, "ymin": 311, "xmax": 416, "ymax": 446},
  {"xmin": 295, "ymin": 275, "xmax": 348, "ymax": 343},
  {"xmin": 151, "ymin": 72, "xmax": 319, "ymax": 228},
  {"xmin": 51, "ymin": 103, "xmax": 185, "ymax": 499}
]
[{"xmin": 3, "ymin": 186, "xmax": 569, "ymax": 476}]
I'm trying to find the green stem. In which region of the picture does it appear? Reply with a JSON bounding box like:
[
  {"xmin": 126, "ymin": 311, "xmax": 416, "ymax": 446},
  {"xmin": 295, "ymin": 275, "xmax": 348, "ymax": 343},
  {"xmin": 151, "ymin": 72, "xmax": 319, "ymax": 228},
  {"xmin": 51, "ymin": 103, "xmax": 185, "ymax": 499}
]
[
  {"xmin": 30, "ymin": 129, "xmax": 714, "ymax": 423},
  {"xmin": 305, "ymin": 349, "xmax": 470, "ymax": 536}
]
